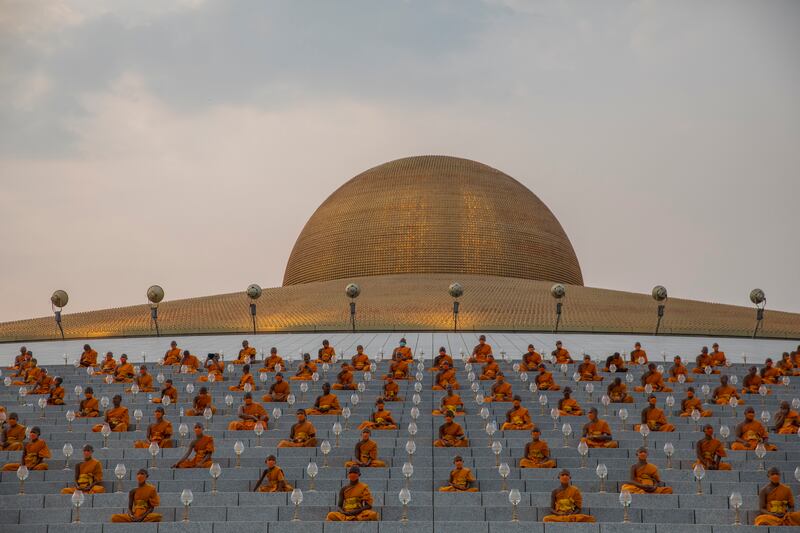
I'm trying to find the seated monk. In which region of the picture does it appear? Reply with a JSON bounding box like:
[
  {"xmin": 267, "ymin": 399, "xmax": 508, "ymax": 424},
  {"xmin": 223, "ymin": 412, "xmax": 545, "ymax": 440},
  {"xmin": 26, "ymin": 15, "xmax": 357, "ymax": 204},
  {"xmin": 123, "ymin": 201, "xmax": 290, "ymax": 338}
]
[
  {"xmin": 332, "ymin": 363, "xmax": 356, "ymax": 390},
  {"xmin": 433, "ymin": 386, "xmax": 464, "ymax": 416},
  {"xmin": 306, "ymin": 383, "xmax": 342, "ymax": 415},
  {"xmin": 604, "ymin": 352, "xmax": 628, "ymax": 373},
  {"xmin": 777, "ymin": 352, "xmax": 796, "ymax": 376},
  {"xmin": 176, "ymin": 351, "xmax": 200, "ymax": 373},
  {"xmin": 162, "ymin": 341, "xmax": 182, "ymax": 366},
  {"xmin": 713, "ymin": 375, "xmax": 743, "ymax": 405},
  {"xmin": 31, "ymin": 368, "xmax": 53, "ymax": 394},
  {"xmin": 392, "ymin": 338, "xmax": 413, "ymax": 362},
  {"xmin": 693, "ymin": 346, "xmax": 720, "ymax": 374},
  {"xmin": 234, "ymin": 340, "xmax": 257, "ymax": 364},
  {"xmin": 77, "ymin": 387, "xmax": 100, "ymax": 417},
  {"xmin": 92, "ymin": 394, "xmax": 129, "ymax": 432},
  {"xmin": 173, "ymin": 423, "xmax": 214, "ymax": 468},
  {"xmin": 695, "ymin": 424, "xmax": 731, "ymax": 470},
  {"xmin": 608, "ymin": 377, "xmax": 634, "ymax": 403},
  {"xmin": 13, "ymin": 351, "xmax": 33, "ymax": 377},
  {"xmin": 667, "ymin": 356, "xmax": 693, "ymax": 382},
  {"xmin": 731, "ymin": 407, "xmax": 777, "ymax": 450},
  {"xmin": 578, "ymin": 355, "xmax": 602, "ymax": 381},
  {"xmin": 385, "ymin": 357, "xmax": 410, "ymax": 380},
  {"xmin": 79, "ymin": 344, "xmax": 98, "ymax": 367},
  {"xmin": 479, "ymin": 355, "xmax": 501, "ymax": 380},
  {"xmin": 520, "ymin": 427, "xmax": 557, "ymax": 468},
  {"xmin": 325, "ymin": 466, "xmax": 379, "ymax": 521},
  {"xmin": 485, "ymin": 374, "xmax": 513, "ymax": 402},
  {"xmin": 10, "ymin": 346, "xmax": 27, "ymax": 370},
  {"xmin": 134, "ymin": 407, "xmax": 174, "ymax": 448},
  {"xmin": 291, "ymin": 353, "xmax": 317, "ymax": 381},
  {"xmin": 350, "ymin": 345, "xmax": 371, "ymax": 371},
  {"xmin": 679, "ymin": 387, "xmax": 712, "ymax": 417},
  {"xmin": 543, "ymin": 470, "xmax": 595, "ymax": 522},
  {"xmin": 199, "ymin": 354, "xmax": 224, "ymax": 382},
  {"xmin": 630, "ymin": 342, "xmax": 648, "ymax": 365},
  {"xmin": 620, "ymin": 447, "xmax": 673, "ymax": 494},
  {"xmin": 129, "ymin": 366, "xmax": 155, "ymax": 392},
  {"xmin": 113, "ymin": 354, "xmax": 135, "ymax": 382},
  {"xmin": 228, "ymin": 392, "xmax": 269, "ymax": 431},
  {"xmin": 754, "ymin": 467, "xmax": 800, "ymax": 526},
  {"xmin": 0, "ymin": 413, "xmax": 26, "ymax": 451},
  {"xmin": 558, "ymin": 387, "xmax": 583, "ymax": 416},
  {"xmin": 228, "ymin": 364, "xmax": 256, "ymax": 392},
  {"xmin": 434, "ymin": 412, "xmax": 469, "ymax": 447},
  {"xmin": 520, "ymin": 344, "xmax": 542, "ymax": 371},
  {"xmin": 260, "ymin": 347, "xmax": 284, "ymax": 372},
  {"xmin": 794, "ymin": 346, "xmax": 800, "ymax": 368},
  {"xmin": 551, "ymin": 340, "xmax": 573, "ymax": 364},
  {"xmin": 501, "ymin": 395, "xmax": 533, "ymax": 430},
  {"xmin": 743, "ymin": 366, "xmax": 770, "ymax": 394},
  {"xmin": 47, "ymin": 377, "xmax": 65, "ymax": 405},
  {"xmin": 277, "ymin": 409, "xmax": 317, "ymax": 448},
  {"xmin": 382, "ymin": 376, "xmax": 402, "ymax": 401},
  {"xmin": 358, "ymin": 399, "xmax": 397, "ymax": 430},
  {"xmin": 12, "ymin": 358, "xmax": 41, "ymax": 385},
  {"xmin": 345, "ymin": 428, "xmax": 386, "ymax": 468},
  {"xmin": 432, "ymin": 361, "xmax": 459, "ymax": 390},
  {"xmin": 634, "ymin": 363, "xmax": 672, "ymax": 392},
  {"xmin": 111, "ymin": 469, "xmax": 161, "ymax": 522},
  {"xmin": 98, "ymin": 352, "xmax": 117, "ymax": 375},
  {"xmin": 536, "ymin": 364, "xmax": 560, "ymax": 391},
  {"xmin": 634, "ymin": 395, "xmax": 675, "ymax": 432},
  {"xmin": 439, "ymin": 455, "xmax": 478, "ymax": 492},
  {"xmin": 469, "ymin": 334, "xmax": 492, "ymax": 363},
  {"xmin": 261, "ymin": 373, "xmax": 290, "ymax": 402},
  {"xmin": 317, "ymin": 339, "xmax": 336, "ymax": 364},
  {"xmin": 431, "ymin": 347, "xmax": 453, "ymax": 371},
  {"xmin": 185, "ymin": 387, "xmax": 216, "ymax": 416},
  {"xmin": 761, "ymin": 359, "xmax": 783, "ymax": 384},
  {"xmin": 253, "ymin": 455, "xmax": 293, "ymax": 492},
  {"xmin": 581, "ymin": 408, "xmax": 618, "ymax": 448},
  {"xmin": 152, "ymin": 379, "xmax": 178, "ymax": 404},
  {"xmin": 62, "ymin": 444, "xmax": 106, "ymax": 494},
  {"xmin": 2, "ymin": 426, "xmax": 49, "ymax": 471},
  {"xmin": 709, "ymin": 342, "xmax": 727, "ymax": 366},
  {"xmin": 773, "ymin": 401, "xmax": 800, "ymax": 434}
]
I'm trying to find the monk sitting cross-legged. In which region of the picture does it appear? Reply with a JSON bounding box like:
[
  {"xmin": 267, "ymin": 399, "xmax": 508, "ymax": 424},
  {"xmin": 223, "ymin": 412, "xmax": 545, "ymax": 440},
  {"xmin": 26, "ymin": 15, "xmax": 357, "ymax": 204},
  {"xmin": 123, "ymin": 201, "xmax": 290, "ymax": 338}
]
[
  {"xmin": 520, "ymin": 427, "xmax": 557, "ymax": 468},
  {"xmin": 32, "ymin": 366, "xmax": 52, "ymax": 394},
  {"xmin": 382, "ymin": 376, "xmax": 402, "ymax": 402},
  {"xmin": 317, "ymin": 339, "xmax": 336, "ymax": 364},
  {"xmin": 542, "ymin": 470, "xmax": 595, "ymax": 522},
  {"xmin": 234, "ymin": 340, "xmax": 257, "ymax": 364},
  {"xmin": 228, "ymin": 364, "xmax": 256, "ymax": 392},
  {"xmin": 634, "ymin": 363, "xmax": 672, "ymax": 392},
  {"xmin": 694, "ymin": 347, "xmax": 720, "ymax": 374},
  {"xmin": 47, "ymin": 377, "xmax": 65, "ymax": 405},
  {"xmin": 198, "ymin": 354, "xmax": 224, "ymax": 382},
  {"xmin": 773, "ymin": 401, "xmax": 800, "ymax": 434},
  {"xmin": 578, "ymin": 355, "xmax": 603, "ymax": 381},
  {"xmin": 291, "ymin": 353, "xmax": 317, "ymax": 381},
  {"xmin": 581, "ymin": 408, "xmax": 618, "ymax": 448},
  {"xmin": 350, "ymin": 345, "xmax": 371, "ymax": 371},
  {"xmin": 12, "ymin": 357, "xmax": 41, "ymax": 386},
  {"xmin": 128, "ymin": 366, "xmax": 155, "ymax": 392},
  {"xmin": 162, "ymin": 341, "xmax": 182, "ymax": 366},
  {"xmin": 485, "ymin": 374, "xmax": 513, "ymax": 402},
  {"xmin": 634, "ymin": 395, "xmax": 675, "ymax": 432},
  {"xmin": 173, "ymin": 423, "xmax": 214, "ymax": 468},
  {"xmin": 431, "ymin": 347, "xmax": 454, "ymax": 371},
  {"xmin": 713, "ymin": 375, "xmax": 743, "ymax": 405},
  {"xmin": 434, "ymin": 412, "xmax": 469, "ymax": 447},
  {"xmin": 92, "ymin": 394, "xmax": 129, "ymax": 432},
  {"xmin": 325, "ymin": 466, "xmax": 379, "ymax": 521},
  {"xmin": 0, "ymin": 413, "xmax": 26, "ymax": 451},
  {"xmin": 743, "ymin": 366, "xmax": 770, "ymax": 395},
  {"xmin": 113, "ymin": 354, "xmax": 135, "ymax": 382},
  {"xmin": 630, "ymin": 342, "xmax": 648, "ymax": 365},
  {"xmin": 501, "ymin": 395, "xmax": 533, "ymax": 430},
  {"xmin": 604, "ymin": 352, "xmax": 628, "ymax": 373},
  {"xmin": 332, "ymin": 363, "xmax": 356, "ymax": 390},
  {"xmin": 77, "ymin": 387, "xmax": 100, "ymax": 417},
  {"xmin": 432, "ymin": 361, "xmax": 459, "ymax": 390},
  {"xmin": 433, "ymin": 386, "xmax": 464, "ymax": 416},
  {"xmin": 253, "ymin": 455, "xmax": 293, "ymax": 492},
  {"xmin": 679, "ymin": 387, "xmax": 712, "ymax": 417},
  {"xmin": 694, "ymin": 424, "xmax": 731, "ymax": 471},
  {"xmin": 520, "ymin": 344, "xmax": 542, "ymax": 371},
  {"xmin": 667, "ymin": 356, "xmax": 693, "ymax": 383},
  {"xmin": 440, "ymin": 455, "xmax": 478, "ymax": 492},
  {"xmin": 391, "ymin": 338, "xmax": 413, "ymax": 362},
  {"xmin": 176, "ymin": 351, "xmax": 201, "ymax": 373},
  {"xmin": 754, "ymin": 467, "xmax": 800, "ymax": 526},
  {"xmin": 111, "ymin": 469, "xmax": 162, "ymax": 522},
  {"xmin": 385, "ymin": 357, "xmax": 410, "ymax": 380},
  {"xmin": 557, "ymin": 387, "xmax": 583, "ymax": 416},
  {"xmin": 151, "ymin": 379, "xmax": 177, "ymax": 404},
  {"xmin": 2, "ymin": 426, "xmax": 49, "ymax": 471},
  {"xmin": 62, "ymin": 444, "xmax": 105, "ymax": 494},
  {"xmin": 731, "ymin": 407, "xmax": 777, "ymax": 451},
  {"xmin": 358, "ymin": 398, "xmax": 397, "ymax": 430},
  {"xmin": 536, "ymin": 364, "xmax": 560, "ymax": 391},
  {"xmin": 277, "ymin": 409, "xmax": 317, "ymax": 448},
  {"xmin": 345, "ymin": 428, "xmax": 386, "ymax": 468},
  {"xmin": 479, "ymin": 355, "xmax": 500, "ymax": 380},
  {"xmin": 306, "ymin": 382, "xmax": 342, "ymax": 415},
  {"xmin": 260, "ymin": 347, "xmax": 284, "ymax": 372},
  {"xmin": 261, "ymin": 373, "xmax": 290, "ymax": 402},
  {"xmin": 98, "ymin": 352, "xmax": 116, "ymax": 375},
  {"xmin": 79, "ymin": 344, "xmax": 98, "ymax": 368},
  {"xmin": 185, "ymin": 387, "xmax": 216, "ymax": 416},
  {"xmin": 608, "ymin": 377, "xmax": 634, "ymax": 403},
  {"xmin": 761, "ymin": 359, "xmax": 783, "ymax": 385},
  {"xmin": 469, "ymin": 334, "xmax": 492, "ymax": 363},
  {"xmin": 551, "ymin": 340, "xmax": 573, "ymax": 364},
  {"xmin": 620, "ymin": 447, "xmax": 673, "ymax": 494},
  {"xmin": 134, "ymin": 406, "xmax": 173, "ymax": 448},
  {"xmin": 227, "ymin": 393, "xmax": 268, "ymax": 431}
]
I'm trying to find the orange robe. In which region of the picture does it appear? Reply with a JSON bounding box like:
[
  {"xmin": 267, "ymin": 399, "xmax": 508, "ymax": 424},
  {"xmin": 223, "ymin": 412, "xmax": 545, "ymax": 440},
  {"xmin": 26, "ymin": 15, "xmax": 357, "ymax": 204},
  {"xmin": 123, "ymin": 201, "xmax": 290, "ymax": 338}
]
[
  {"xmin": 326, "ymin": 482, "xmax": 379, "ymax": 521},
  {"xmin": 479, "ymin": 361, "xmax": 500, "ymax": 380},
  {"xmin": 228, "ymin": 373, "xmax": 255, "ymax": 392},
  {"xmin": 558, "ymin": 398, "xmax": 583, "ymax": 416},
  {"xmin": 668, "ymin": 363, "xmax": 693, "ymax": 383},
  {"xmin": 520, "ymin": 440, "xmax": 556, "ymax": 468},
  {"xmin": 581, "ymin": 419, "xmax": 618, "ymax": 448},
  {"xmin": 439, "ymin": 467, "xmax": 478, "ymax": 492},
  {"xmin": 256, "ymin": 465, "xmax": 293, "ymax": 492},
  {"xmin": 185, "ymin": 393, "xmax": 216, "ymax": 416},
  {"xmin": 163, "ymin": 348, "xmax": 181, "ymax": 365},
  {"xmin": 386, "ymin": 359, "xmax": 410, "ymax": 380},
  {"xmin": 78, "ymin": 397, "xmax": 100, "ymax": 417},
  {"xmin": 486, "ymin": 381, "xmax": 513, "ymax": 402},
  {"xmin": 634, "ymin": 372, "xmax": 672, "ymax": 392},
  {"xmin": 470, "ymin": 343, "xmax": 492, "ymax": 363},
  {"xmin": 608, "ymin": 383, "xmax": 634, "ymax": 403},
  {"xmin": 260, "ymin": 355, "xmax": 284, "ymax": 372},
  {"xmin": 432, "ymin": 354, "xmax": 454, "ymax": 370},
  {"xmin": 261, "ymin": 381, "xmax": 290, "ymax": 402},
  {"xmin": 1, "ymin": 424, "xmax": 26, "ymax": 450},
  {"xmin": 713, "ymin": 385, "xmax": 742, "ymax": 405},
  {"xmin": 543, "ymin": 485, "xmax": 595, "ymax": 522},
  {"xmin": 553, "ymin": 348, "xmax": 573, "ymax": 364},
  {"xmin": 392, "ymin": 346, "xmax": 412, "ymax": 361},
  {"xmin": 630, "ymin": 349, "xmax": 648, "ymax": 364},
  {"xmin": 679, "ymin": 397, "xmax": 712, "ymax": 417},
  {"xmin": 433, "ymin": 368, "xmax": 459, "ymax": 390},
  {"xmin": 536, "ymin": 371, "xmax": 560, "ymax": 391},
  {"xmin": 114, "ymin": 363, "xmax": 135, "ymax": 382},
  {"xmin": 132, "ymin": 373, "xmax": 155, "ymax": 392},
  {"xmin": 176, "ymin": 435, "xmax": 214, "ymax": 468},
  {"xmin": 47, "ymin": 385, "xmax": 65, "ymax": 405},
  {"xmin": 235, "ymin": 347, "xmax": 257, "ymax": 364},
  {"xmin": 306, "ymin": 393, "xmax": 342, "ymax": 415},
  {"xmin": 332, "ymin": 369, "xmax": 356, "ymax": 390},
  {"xmin": 383, "ymin": 381, "xmax": 401, "ymax": 401},
  {"xmin": 434, "ymin": 421, "xmax": 469, "ymax": 447},
  {"xmin": 134, "ymin": 420, "xmax": 174, "ymax": 448},
  {"xmin": 92, "ymin": 406, "xmax": 129, "ymax": 432},
  {"xmin": 317, "ymin": 346, "xmax": 337, "ymax": 363},
  {"xmin": 754, "ymin": 483, "xmax": 800, "ymax": 526},
  {"xmin": 731, "ymin": 420, "xmax": 777, "ymax": 450},
  {"xmin": 345, "ymin": 439, "xmax": 386, "ymax": 468},
  {"xmin": 2, "ymin": 438, "xmax": 50, "ymax": 471},
  {"xmin": 80, "ymin": 349, "xmax": 98, "ymax": 367},
  {"xmin": 111, "ymin": 483, "xmax": 162, "ymax": 522},
  {"xmin": 578, "ymin": 362, "xmax": 602, "ymax": 381},
  {"xmin": 501, "ymin": 406, "xmax": 533, "ymax": 430},
  {"xmin": 228, "ymin": 402, "xmax": 268, "ymax": 431},
  {"xmin": 61, "ymin": 458, "xmax": 105, "ymax": 494},
  {"xmin": 695, "ymin": 437, "xmax": 731, "ymax": 470},
  {"xmin": 520, "ymin": 351, "xmax": 542, "ymax": 371},
  {"xmin": 433, "ymin": 395, "xmax": 464, "ymax": 416},
  {"xmin": 620, "ymin": 462, "xmax": 673, "ymax": 494},
  {"xmin": 277, "ymin": 421, "xmax": 317, "ymax": 448},
  {"xmin": 291, "ymin": 362, "xmax": 317, "ymax": 380},
  {"xmin": 776, "ymin": 410, "xmax": 800, "ymax": 434},
  {"xmin": 358, "ymin": 409, "xmax": 397, "ymax": 430},
  {"xmin": 635, "ymin": 407, "xmax": 675, "ymax": 432},
  {"xmin": 351, "ymin": 354, "xmax": 371, "ymax": 371}
]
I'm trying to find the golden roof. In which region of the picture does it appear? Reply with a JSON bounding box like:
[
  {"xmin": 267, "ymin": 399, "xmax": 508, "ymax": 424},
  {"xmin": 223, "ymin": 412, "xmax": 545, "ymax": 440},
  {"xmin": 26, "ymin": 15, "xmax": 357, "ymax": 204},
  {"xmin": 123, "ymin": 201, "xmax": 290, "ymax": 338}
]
[{"xmin": 283, "ymin": 155, "xmax": 584, "ymax": 286}]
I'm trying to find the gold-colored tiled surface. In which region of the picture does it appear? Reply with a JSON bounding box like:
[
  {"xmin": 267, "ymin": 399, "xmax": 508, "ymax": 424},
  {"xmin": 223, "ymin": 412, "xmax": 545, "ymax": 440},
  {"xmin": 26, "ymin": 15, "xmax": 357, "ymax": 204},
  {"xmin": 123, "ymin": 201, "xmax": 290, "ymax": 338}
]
[
  {"xmin": 282, "ymin": 155, "xmax": 584, "ymax": 286},
  {"xmin": 1, "ymin": 274, "xmax": 799, "ymax": 341}
]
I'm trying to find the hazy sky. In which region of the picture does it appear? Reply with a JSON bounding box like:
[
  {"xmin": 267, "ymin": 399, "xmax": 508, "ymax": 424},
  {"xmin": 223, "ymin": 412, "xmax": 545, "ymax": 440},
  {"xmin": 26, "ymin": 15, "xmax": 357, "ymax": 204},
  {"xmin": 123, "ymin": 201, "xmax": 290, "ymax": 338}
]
[{"xmin": 1, "ymin": 0, "xmax": 798, "ymax": 324}]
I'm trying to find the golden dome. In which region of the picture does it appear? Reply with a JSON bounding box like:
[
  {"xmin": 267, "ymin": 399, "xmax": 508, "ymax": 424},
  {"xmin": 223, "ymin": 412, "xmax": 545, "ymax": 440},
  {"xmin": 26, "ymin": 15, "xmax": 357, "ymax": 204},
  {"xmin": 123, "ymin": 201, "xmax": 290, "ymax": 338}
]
[{"xmin": 283, "ymin": 155, "xmax": 583, "ymax": 286}]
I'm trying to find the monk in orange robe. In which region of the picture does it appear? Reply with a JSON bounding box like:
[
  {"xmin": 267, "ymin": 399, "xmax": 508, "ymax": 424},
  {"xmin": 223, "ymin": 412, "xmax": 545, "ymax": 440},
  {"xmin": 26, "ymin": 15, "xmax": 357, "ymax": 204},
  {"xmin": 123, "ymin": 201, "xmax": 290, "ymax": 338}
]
[
  {"xmin": 630, "ymin": 342, "xmax": 648, "ymax": 364},
  {"xmin": 261, "ymin": 373, "xmax": 290, "ymax": 402},
  {"xmin": 710, "ymin": 343, "xmax": 727, "ymax": 366},
  {"xmin": 254, "ymin": 455, "xmax": 293, "ymax": 492},
  {"xmin": 433, "ymin": 387, "xmax": 464, "ymax": 416},
  {"xmin": 543, "ymin": 470, "xmax": 595, "ymax": 522},
  {"xmin": 325, "ymin": 467, "xmax": 379, "ymax": 521},
  {"xmin": 520, "ymin": 344, "xmax": 542, "ymax": 371},
  {"xmin": 177, "ymin": 351, "xmax": 200, "ymax": 373},
  {"xmin": 620, "ymin": 448, "xmax": 673, "ymax": 494},
  {"xmin": 434, "ymin": 412, "xmax": 469, "ymax": 447},
  {"xmin": 777, "ymin": 353, "xmax": 796, "ymax": 376},
  {"xmin": 439, "ymin": 455, "xmax": 478, "ymax": 492},
  {"xmin": 581, "ymin": 408, "xmax": 618, "ymax": 448},
  {"xmin": 127, "ymin": 366, "xmax": 155, "ymax": 392},
  {"xmin": 608, "ymin": 377, "xmax": 634, "ymax": 403},
  {"xmin": 695, "ymin": 425, "xmax": 731, "ymax": 470},
  {"xmin": 79, "ymin": 344, "xmax": 98, "ymax": 367},
  {"xmin": 152, "ymin": 379, "xmax": 177, "ymax": 404},
  {"xmin": 47, "ymin": 377, "xmax": 65, "ymax": 405},
  {"xmin": 277, "ymin": 409, "xmax": 317, "ymax": 448},
  {"xmin": 742, "ymin": 366, "xmax": 769, "ymax": 394},
  {"xmin": 383, "ymin": 377, "xmax": 401, "ymax": 402},
  {"xmin": 479, "ymin": 355, "xmax": 500, "ymax": 380},
  {"xmin": 578, "ymin": 355, "xmax": 603, "ymax": 381},
  {"xmin": 392, "ymin": 338, "xmax": 413, "ymax": 361},
  {"xmin": 731, "ymin": 407, "xmax": 777, "ymax": 450},
  {"xmin": 761, "ymin": 359, "xmax": 783, "ymax": 384},
  {"xmin": 667, "ymin": 356, "xmax": 693, "ymax": 382},
  {"xmin": 501, "ymin": 396, "xmax": 533, "ymax": 430},
  {"xmin": 260, "ymin": 347, "xmax": 284, "ymax": 372},
  {"xmin": 234, "ymin": 340, "xmax": 257, "ymax": 364},
  {"xmin": 469, "ymin": 335, "xmax": 492, "ymax": 363},
  {"xmin": 713, "ymin": 375, "xmax": 743, "ymax": 405},
  {"xmin": 432, "ymin": 361, "xmax": 459, "ymax": 390},
  {"xmin": 2, "ymin": 426, "xmax": 49, "ymax": 471},
  {"xmin": 162, "ymin": 341, "xmax": 181, "ymax": 366},
  {"xmin": 228, "ymin": 364, "xmax": 256, "ymax": 391},
  {"xmin": 113, "ymin": 354, "xmax": 135, "ymax": 382},
  {"xmin": 604, "ymin": 352, "xmax": 628, "ymax": 373},
  {"xmin": 754, "ymin": 467, "xmax": 800, "ymax": 526},
  {"xmin": 134, "ymin": 407, "xmax": 173, "ymax": 448},
  {"xmin": 228, "ymin": 393, "xmax": 269, "ymax": 431},
  {"xmin": 291, "ymin": 353, "xmax": 317, "ymax": 380},
  {"xmin": 432, "ymin": 347, "xmax": 454, "ymax": 371},
  {"xmin": 520, "ymin": 427, "xmax": 557, "ymax": 468},
  {"xmin": 0, "ymin": 413, "xmax": 26, "ymax": 450},
  {"xmin": 317, "ymin": 339, "xmax": 336, "ymax": 363},
  {"xmin": 62, "ymin": 444, "xmax": 105, "ymax": 494},
  {"xmin": 693, "ymin": 347, "xmax": 719, "ymax": 374},
  {"xmin": 31, "ymin": 368, "xmax": 53, "ymax": 394},
  {"xmin": 10, "ymin": 346, "xmax": 27, "ymax": 370},
  {"xmin": 551, "ymin": 341, "xmax": 573, "ymax": 364},
  {"xmin": 536, "ymin": 364, "xmax": 560, "ymax": 391},
  {"xmin": 12, "ymin": 358, "xmax": 42, "ymax": 385},
  {"xmin": 350, "ymin": 345, "xmax": 371, "ymax": 371},
  {"xmin": 486, "ymin": 374, "xmax": 513, "ymax": 402},
  {"xmin": 558, "ymin": 387, "xmax": 583, "ymax": 416},
  {"xmin": 679, "ymin": 387, "xmax": 712, "ymax": 417},
  {"xmin": 345, "ymin": 429, "xmax": 386, "ymax": 468},
  {"xmin": 173, "ymin": 423, "xmax": 214, "ymax": 468},
  {"xmin": 92, "ymin": 394, "xmax": 129, "ymax": 432},
  {"xmin": 199, "ymin": 354, "xmax": 224, "ymax": 382},
  {"xmin": 77, "ymin": 387, "xmax": 100, "ymax": 417},
  {"xmin": 773, "ymin": 401, "xmax": 800, "ymax": 434},
  {"xmin": 332, "ymin": 363, "xmax": 356, "ymax": 390},
  {"xmin": 98, "ymin": 352, "xmax": 117, "ymax": 374},
  {"xmin": 111, "ymin": 469, "xmax": 162, "ymax": 522},
  {"xmin": 634, "ymin": 363, "xmax": 672, "ymax": 392},
  {"xmin": 386, "ymin": 358, "xmax": 410, "ymax": 380},
  {"xmin": 306, "ymin": 383, "xmax": 342, "ymax": 415},
  {"xmin": 185, "ymin": 387, "xmax": 216, "ymax": 416},
  {"xmin": 634, "ymin": 395, "xmax": 675, "ymax": 432},
  {"xmin": 358, "ymin": 399, "xmax": 397, "ymax": 430}
]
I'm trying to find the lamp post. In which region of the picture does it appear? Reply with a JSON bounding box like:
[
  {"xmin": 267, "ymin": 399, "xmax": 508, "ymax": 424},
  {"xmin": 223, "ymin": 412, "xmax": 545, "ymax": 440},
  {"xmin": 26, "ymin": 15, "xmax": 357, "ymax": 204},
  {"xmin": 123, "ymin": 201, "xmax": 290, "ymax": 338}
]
[
  {"xmin": 693, "ymin": 463, "xmax": 705, "ymax": 494},
  {"xmin": 209, "ymin": 463, "xmax": 221, "ymax": 494},
  {"xmin": 499, "ymin": 462, "xmax": 510, "ymax": 491},
  {"xmin": 71, "ymin": 490, "xmax": 84, "ymax": 523},
  {"xmin": 652, "ymin": 285, "xmax": 667, "ymax": 335},
  {"xmin": 345, "ymin": 283, "xmax": 360, "ymax": 333},
  {"xmin": 730, "ymin": 492, "xmax": 743, "ymax": 525},
  {"xmin": 62, "ymin": 443, "xmax": 73, "ymax": 470},
  {"xmin": 596, "ymin": 463, "xmax": 608, "ymax": 492},
  {"xmin": 449, "ymin": 282, "xmax": 464, "ymax": 332},
  {"xmin": 180, "ymin": 489, "xmax": 193, "ymax": 522},
  {"xmin": 16, "ymin": 465, "xmax": 28, "ymax": 494},
  {"xmin": 147, "ymin": 285, "xmax": 165, "ymax": 337},
  {"xmin": 320, "ymin": 440, "xmax": 331, "ymax": 468},
  {"xmin": 402, "ymin": 462, "xmax": 414, "ymax": 489},
  {"xmin": 509, "ymin": 488, "xmax": 521, "ymax": 522},
  {"xmin": 148, "ymin": 442, "xmax": 159, "ymax": 469},
  {"xmin": 307, "ymin": 462, "xmax": 318, "ymax": 491},
  {"xmin": 664, "ymin": 442, "xmax": 674, "ymax": 469},
  {"xmin": 620, "ymin": 490, "xmax": 632, "ymax": 523},
  {"xmin": 65, "ymin": 409, "xmax": 75, "ymax": 432},
  {"xmin": 51, "ymin": 290, "xmax": 69, "ymax": 340},
  {"xmin": 233, "ymin": 441, "xmax": 244, "ymax": 468},
  {"xmin": 399, "ymin": 488, "xmax": 411, "ymax": 523},
  {"xmin": 750, "ymin": 288, "xmax": 766, "ymax": 338},
  {"xmin": 551, "ymin": 284, "xmax": 566, "ymax": 334},
  {"xmin": 290, "ymin": 489, "xmax": 303, "ymax": 521},
  {"xmin": 246, "ymin": 284, "xmax": 262, "ymax": 335}
]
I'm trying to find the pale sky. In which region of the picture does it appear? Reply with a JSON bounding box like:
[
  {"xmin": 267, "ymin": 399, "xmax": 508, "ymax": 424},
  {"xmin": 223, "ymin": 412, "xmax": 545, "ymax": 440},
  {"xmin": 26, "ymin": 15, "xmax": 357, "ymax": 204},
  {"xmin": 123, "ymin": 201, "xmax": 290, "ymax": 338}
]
[{"xmin": 1, "ymin": 0, "xmax": 798, "ymax": 324}]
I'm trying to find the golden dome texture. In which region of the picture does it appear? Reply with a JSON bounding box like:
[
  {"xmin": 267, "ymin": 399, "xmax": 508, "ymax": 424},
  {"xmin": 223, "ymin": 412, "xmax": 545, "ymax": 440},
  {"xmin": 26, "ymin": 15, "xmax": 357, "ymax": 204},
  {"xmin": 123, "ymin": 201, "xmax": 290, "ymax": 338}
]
[{"xmin": 282, "ymin": 155, "xmax": 584, "ymax": 286}]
